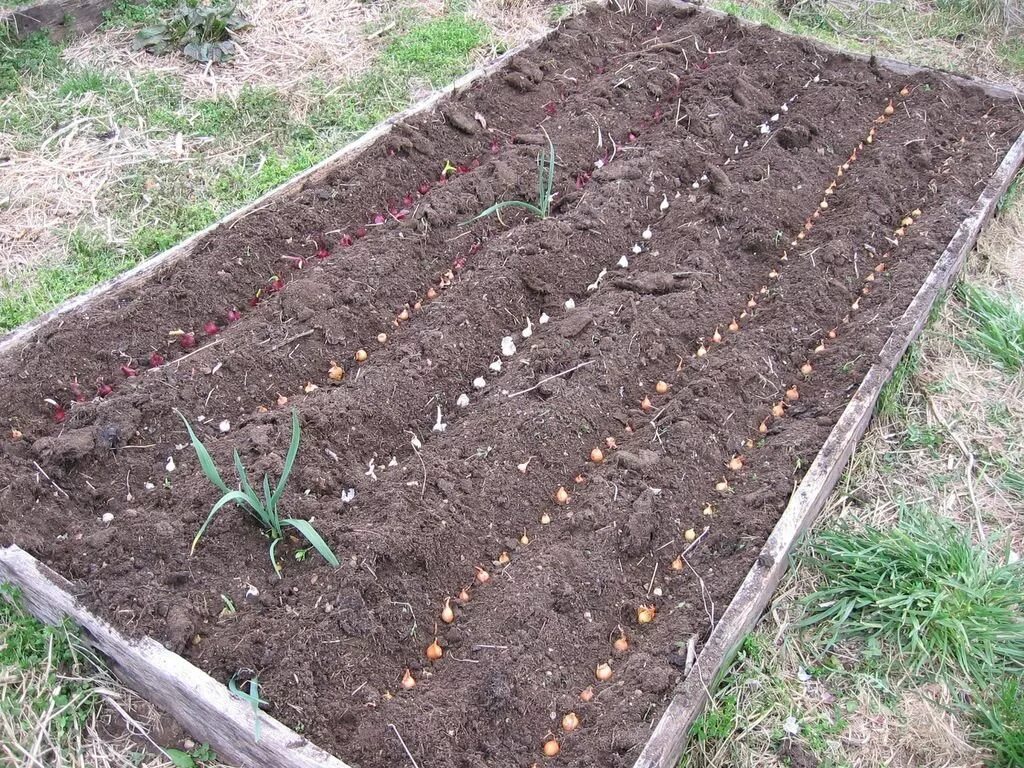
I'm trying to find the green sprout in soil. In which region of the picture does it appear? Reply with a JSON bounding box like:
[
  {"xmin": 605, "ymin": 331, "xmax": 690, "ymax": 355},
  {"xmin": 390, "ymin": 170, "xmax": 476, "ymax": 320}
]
[
  {"xmin": 229, "ymin": 672, "xmax": 266, "ymax": 742},
  {"xmin": 468, "ymin": 131, "xmax": 556, "ymax": 223},
  {"xmin": 178, "ymin": 408, "xmax": 339, "ymax": 574}
]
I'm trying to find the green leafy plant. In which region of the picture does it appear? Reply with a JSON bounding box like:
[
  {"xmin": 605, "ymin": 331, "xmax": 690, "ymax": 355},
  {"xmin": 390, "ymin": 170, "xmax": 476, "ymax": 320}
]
[
  {"xmin": 178, "ymin": 408, "xmax": 339, "ymax": 574},
  {"xmin": 229, "ymin": 672, "xmax": 266, "ymax": 742},
  {"xmin": 467, "ymin": 131, "xmax": 556, "ymax": 223},
  {"xmin": 165, "ymin": 742, "xmax": 218, "ymax": 768},
  {"xmin": 133, "ymin": 1, "xmax": 251, "ymax": 63}
]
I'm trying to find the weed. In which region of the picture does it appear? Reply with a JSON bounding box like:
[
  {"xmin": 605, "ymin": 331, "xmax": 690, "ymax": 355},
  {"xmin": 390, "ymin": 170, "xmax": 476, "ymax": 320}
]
[
  {"xmin": 550, "ymin": 3, "xmax": 572, "ymax": 23},
  {"xmin": 973, "ymin": 679, "xmax": 1024, "ymax": 768},
  {"xmin": 876, "ymin": 344, "xmax": 920, "ymax": 420},
  {"xmin": 998, "ymin": 169, "xmax": 1024, "ymax": 215},
  {"xmin": 134, "ymin": 1, "xmax": 250, "ymax": 63},
  {"xmin": 1000, "ymin": 467, "xmax": 1024, "ymax": 502},
  {"xmin": 469, "ymin": 132, "xmax": 556, "ymax": 223},
  {"xmin": 985, "ymin": 401, "xmax": 1014, "ymax": 429},
  {"xmin": 178, "ymin": 408, "xmax": 339, "ymax": 574},
  {"xmin": 801, "ymin": 507, "xmax": 1024, "ymax": 680},
  {"xmin": 954, "ymin": 282, "xmax": 1024, "ymax": 373},
  {"xmin": 165, "ymin": 742, "xmax": 219, "ymax": 767},
  {"xmin": 690, "ymin": 692, "xmax": 737, "ymax": 743},
  {"xmin": 0, "ymin": 585, "xmax": 103, "ymax": 761},
  {"xmin": 901, "ymin": 423, "xmax": 943, "ymax": 453}
]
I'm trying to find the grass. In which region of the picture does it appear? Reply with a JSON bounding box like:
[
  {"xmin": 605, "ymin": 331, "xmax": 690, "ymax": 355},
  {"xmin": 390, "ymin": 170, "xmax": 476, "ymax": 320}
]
[
  {"xmin": 973, "ymin": 679, "xmax": 1024, "ymax": 768},
  {"xmin": 0, "ymin": 586, "xmax": 103, "ymax": 765},
  {"xmin": 384, "ymin": 14, "xmax": 488, "ymax": 84},
  {"xmin": 876, "ymin": 343, "xmax": 920, "ymax": 420},
  {"xmin": 954, "ymin": 282, "xmax": 1024, "ymax": 373},
  {"xmin": 713, "ymin": 0, "xmax": 1024, "ymax": 75},
  {"xmin": 1000, "ymin": 467, "xmax": 1024, "ymax": 502},
  {"xmin": 0, "ymin": 231, "xmax": 135, "ymax": 330},
  {"xmin": 801, "ymin": 507, "xmax": 1024, "ymax": 680},
  {"xmin": 998, "ymin": 169, "xmax": 1024, "ymax": 215},
  {"xmin": 102, "ymin": 0, "xmax": 180, "ymax": 29},
  {"xmin": 0, "ymin": 29, "xmax": 61, "ymax": 97}
]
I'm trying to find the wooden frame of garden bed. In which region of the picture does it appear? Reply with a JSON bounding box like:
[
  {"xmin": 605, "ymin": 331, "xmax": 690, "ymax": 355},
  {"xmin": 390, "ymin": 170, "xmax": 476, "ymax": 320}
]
[{"xmin": 2, "ymin": 3, "xmax": 1023, "ymax": 767}]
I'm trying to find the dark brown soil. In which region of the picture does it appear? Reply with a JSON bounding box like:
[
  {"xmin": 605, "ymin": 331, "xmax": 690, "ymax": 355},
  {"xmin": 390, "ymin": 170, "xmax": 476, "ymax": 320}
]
[{"xmin": 1, "ymin": 5, "xmax": 1021, "ymax": 767}]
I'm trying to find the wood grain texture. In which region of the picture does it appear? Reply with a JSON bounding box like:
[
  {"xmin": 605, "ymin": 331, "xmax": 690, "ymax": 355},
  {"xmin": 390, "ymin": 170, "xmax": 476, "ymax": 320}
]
[
  {"xmin": 633, "ymin": 124, "xmax": 1024, "ymax": 768},
  {"xmin": 0, "ymin": 545, "xmax": 352, "ymax": 768}
]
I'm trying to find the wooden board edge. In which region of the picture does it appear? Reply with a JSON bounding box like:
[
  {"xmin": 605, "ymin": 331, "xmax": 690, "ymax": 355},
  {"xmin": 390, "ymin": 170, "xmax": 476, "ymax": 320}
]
[
  {"xmin": 654, "ymin": 0, "xmax": 1024, "ymax": 102},
  {"xmin": 632, "ymin": 125, "xmax": 1024, "ymax": 768},
  {"xmin": 2, "ymin": 0, "xmax": 116, "ymax": 41},
  {"xmin": 0, "ymin": 544, "xmax": 351, "ymax": 768},
  {"xmin": 0, "ymin": 29, "xmax": 556, "ymax": 359}
]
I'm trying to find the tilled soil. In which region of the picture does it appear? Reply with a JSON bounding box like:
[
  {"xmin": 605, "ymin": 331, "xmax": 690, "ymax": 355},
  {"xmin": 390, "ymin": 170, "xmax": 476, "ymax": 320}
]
[{"xmin": 1, "ymin": 4, "xmax": 1021, "ymax": 767}]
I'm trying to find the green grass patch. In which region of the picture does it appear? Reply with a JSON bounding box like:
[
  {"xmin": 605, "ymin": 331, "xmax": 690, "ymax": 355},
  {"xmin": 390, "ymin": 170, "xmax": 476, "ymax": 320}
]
[
  {"xmin": 998, "ymin": 169, "xmax": 1024, "ymax": 215},
  {"xmin": 801, "ymin": 507, "xmax": 1024, "ymax": 681},
  {"xmin": 550, "ymin": 3, "xmax": 572, "ymax": 23},
  {"xmin": 0, "ymin": 585, "xmax": 103, "ymax": 760},
  {"xmin": 382, "ymin": 14, "xmax": 488, "ymax": 84},
  {"xmin": 148, "ymin": 84, "xmax": 290, "ymax": 136},
  {"xmin": 995, "ymin": 37, "xmax": 1024, "ymax": 74},
  {"xmin": 954, "ymin": 282, "xmax": 1024, "ymax": 373},
  {"xmin": 876, "ymin": 344, "xmax": 920, "ymax": 421},
  {"xmin": 103, "ymin": 0, "xmax": 181, "ymax": 28},
  {"xmin": 690, "ymin": 691, "xmax": 738, "ymax": 743},
  {"xmin": 0, "ymin": 230, "xmax": 135, "ymax": 330},
  {"xmin": 973, "ymin": 679, "xmax": 1024, "ymax": 768},
  {"xmin": 57, "ymin": 66, "xmax": 129, "ymax": 97},
  {"xmin": 0, "ymin": 29, "xmax": 62, "ymax": 97}
]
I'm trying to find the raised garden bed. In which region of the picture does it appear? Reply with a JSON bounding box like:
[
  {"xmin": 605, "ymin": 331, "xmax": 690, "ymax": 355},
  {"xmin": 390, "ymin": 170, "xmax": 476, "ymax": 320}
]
[{"xmin": 2, "ymin": 3, "xmax": 1023, "ymax": 767}]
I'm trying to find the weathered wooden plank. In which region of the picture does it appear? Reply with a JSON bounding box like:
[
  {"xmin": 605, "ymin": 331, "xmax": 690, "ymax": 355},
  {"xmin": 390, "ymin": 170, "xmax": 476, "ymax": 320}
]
[
  {"xmin": 632, "ymin": 123, "xmax": 1024, "ymax": 768},
  {"xmin": 0, "ymin": 545, "xmax": 351, "ymax": 768},
  {"xmin": 2, "ymin": 0, "xmax": 115, "ymax": 40}
]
